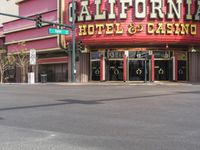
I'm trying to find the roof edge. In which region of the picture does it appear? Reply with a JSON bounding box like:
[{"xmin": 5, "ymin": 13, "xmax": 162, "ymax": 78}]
[{"xmin": 15, "ymin": 0, "xmax": 26, "ymax": 4}]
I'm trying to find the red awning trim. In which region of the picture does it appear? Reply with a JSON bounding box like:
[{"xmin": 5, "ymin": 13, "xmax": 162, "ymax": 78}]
[{"xmin": 37, "ymin": 57, "xmax": 68, "ymax": 64}]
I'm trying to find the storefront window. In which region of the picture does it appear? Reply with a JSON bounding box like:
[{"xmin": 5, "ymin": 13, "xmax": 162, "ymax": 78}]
[
  {"xmin": 107, "ymin": 50, "xmax": 124, "ymax": 59},
  {"xmin": 153, "ymin": 51, "xmax": 171, "ymax": 59},
  {"xmin": 91, "ymin": 51, "xmax": 101, "ymax": 59},
  {"xmin": 129, "ymin": 51, "xmax": 148, "ymax": 59}
]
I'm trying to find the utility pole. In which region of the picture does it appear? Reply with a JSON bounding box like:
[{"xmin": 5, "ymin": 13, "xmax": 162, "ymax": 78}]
[{"xmin": 71, "ymin": 0, "xmax": 76, "ymax": 82}]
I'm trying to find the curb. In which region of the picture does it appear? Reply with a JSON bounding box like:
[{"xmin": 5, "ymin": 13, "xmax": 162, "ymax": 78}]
[{"xmin": 0, "ymin": 82, "xmax": 197, "ymax": 86}]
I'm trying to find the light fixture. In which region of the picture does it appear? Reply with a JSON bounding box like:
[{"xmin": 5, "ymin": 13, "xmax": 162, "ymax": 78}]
[
  {"xmin": 166, "ymin": 44, "xmax": 168, "ymax": 49},
  {"xmin": 191, "ymin": 46, "xmax": 196, "ymax": 52},
  {"xmin": 189, "ymin": 46, "xmax": 196, "ymax": 52}
]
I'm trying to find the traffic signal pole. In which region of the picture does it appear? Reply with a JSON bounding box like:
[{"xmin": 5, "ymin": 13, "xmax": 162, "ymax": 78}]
[
  {"xmin": 71, "ymin": 0, "xmax": 76, "ymax": 82},
  {"xmin": 0, "ymin": 12, "xmax": 72, "ymax": 29}
]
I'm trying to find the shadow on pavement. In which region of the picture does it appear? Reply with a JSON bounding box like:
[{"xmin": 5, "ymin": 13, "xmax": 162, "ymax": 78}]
[
  {"xmin": 0, "ymin": 100, "xmax": 101, "ymax": 112},
  {"xmin": 0, "ymin": 91, "xmax": 199, "ymax": 112},
  {"xmin": 178, "ymin": 91, "xmax": 200, "ymax": 94}
]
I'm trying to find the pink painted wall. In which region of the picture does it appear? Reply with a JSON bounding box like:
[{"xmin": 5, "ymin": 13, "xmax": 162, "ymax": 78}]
[
  {"xmin": 7, "ymin": 37, "xmax": 57, "ymax": 53},
  {"xmin": 3, "ymin": 0, "xmax": 60, "ymax": 53},
  {"xmin": 0, "ymin": 27, "xmax": 3, "ymax": 37},
  {"xmin": 0, "ymin": 39, "xmax": 4, "ymax": 46},
  {"xmin": 0, "ymin": 27, "xmax": 4, "ymax": 46},
  {"xmin": 6, "ymin": 25, "xmax": 54, "ymax": 42},
  {"xmin": 19, "ymin": 0, "xmax": 57, "ymax": 17}
]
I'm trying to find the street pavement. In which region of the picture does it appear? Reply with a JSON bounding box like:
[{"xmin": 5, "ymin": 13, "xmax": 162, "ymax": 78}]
[{"xmin": 0, "ymin": 83, "xmax": 200, "ymax": 150}]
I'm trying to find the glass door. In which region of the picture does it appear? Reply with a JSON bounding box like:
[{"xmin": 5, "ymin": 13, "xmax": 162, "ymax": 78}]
[
  {"xmin": 91, "ymin": 61, "xmax": 100, "ymax": 81},
  {"xmin": 108, "ymin": 60, "xmax": 123, "ymax": 81},
  {"xmin": 153, "ymin": 51, "xmax": 173, "ymax": 81},
  {"xmin": 105, "ymin": 50, "xmax": 124, "ymax": 81},
  {"xmin": 154, "ymin": 60, "xmax": 173, "ymax": 81},
  {"xmin": 90, "ymin": 51, "xmax": 101, "ymax": 81},
  {"xmin": 178, "ymin": 60, "xmax": 186, "ymax": 81},
  {"xmin": 129, "ymin": 60, "xmax": 149, "ymax": 81},
  {"xmin": 175, "ymin": 51, "xmax": 187, "ymax": 81},
  {"xmin": 129, "ymin": 51, "xmax": 149, "ymax": 81}
]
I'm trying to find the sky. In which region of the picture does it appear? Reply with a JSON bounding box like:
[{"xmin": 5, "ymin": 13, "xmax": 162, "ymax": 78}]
[{"xmin": 0, "ymin": 0, "xmax": 19, "ymax": 26}]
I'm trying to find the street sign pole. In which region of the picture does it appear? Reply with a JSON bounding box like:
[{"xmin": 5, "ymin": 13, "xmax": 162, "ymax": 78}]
[{"xmin": 71, "ymin": 0, "xmax": 76, "ymax": 82}]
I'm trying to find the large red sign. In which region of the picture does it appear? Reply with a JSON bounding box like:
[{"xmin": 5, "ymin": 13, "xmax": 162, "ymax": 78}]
[{"xmin": 65, "ymin": 0, "xmax": 200, "ymax": 46}]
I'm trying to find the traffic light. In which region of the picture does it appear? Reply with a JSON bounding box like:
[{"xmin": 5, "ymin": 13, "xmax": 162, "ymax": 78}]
[
  {"xmin": 76, "ymin": 41, "xmax": 84, "ymax": 52},
  {"xmin": 35, "ymin": 14, "xmax": 42, "ymax": 28},
  {"xmin": 66, "ymin": 42, "xmax": 71, "ymax": 51}
]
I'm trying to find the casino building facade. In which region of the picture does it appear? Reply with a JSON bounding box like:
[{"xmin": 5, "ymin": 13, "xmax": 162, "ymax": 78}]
[
  {"xmin": 1, "ymin": 0, "xmax": 200, "ymax": 83},
  {"xmin": 65, "ymin": 0, "xmax": 200, "ymax": 82}
]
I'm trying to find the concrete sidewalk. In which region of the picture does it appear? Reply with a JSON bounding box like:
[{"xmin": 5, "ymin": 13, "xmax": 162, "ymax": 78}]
[
  {"xmin": 44, "ymin": 81, "xmax": 196, "ymax": 86},
  {"xmin": 0, "ymin": 81, "xmax": 198, "ymax": 86}
]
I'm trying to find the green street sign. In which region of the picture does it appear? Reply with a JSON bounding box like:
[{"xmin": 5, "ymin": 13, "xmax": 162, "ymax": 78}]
[{"xmin": 48, "ymin": 28, "xmax": 70, "ymax": 35}]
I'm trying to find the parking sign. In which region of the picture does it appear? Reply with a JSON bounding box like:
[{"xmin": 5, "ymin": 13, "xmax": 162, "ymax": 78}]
[{"xmin": 30, "ymin": 49, "xmax": 36, "ymax": 65}]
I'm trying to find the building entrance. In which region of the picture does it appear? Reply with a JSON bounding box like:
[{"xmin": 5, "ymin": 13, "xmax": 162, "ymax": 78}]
[
  {"xmin": 38, "ymin": 63, "xmax": 68, "ymax": 82},
  {"xmin": 175, "ymin": 51, "xmax": 187, "ymax": 81},
  {"xmin": 129, "ymin": 60, "xmax": 149, "ymax": 81},
  {"xmin": 129, "ymin": 51, "xmax": 149, "ymax": 81},
  {"xmin": 105, "ymin": 50, "xmax": 124, "ymax": 81},
  {"xmin": 91, "ymin": 61, "xmax": 100, "ymax": 81},
  {"xmin": 178, "ymin": 60, "xmax": 186, "ymax": 81},
  {"xmin": 154, "ymin": 51, "xmax": 173, "ymax": 81},
  {"xmin": 90, "ymin": 50, "xmax": 187, "ymax": 82},
  {"xmin": 90, "ymin": 51, "xmax": 101, "ymax": 81},
  {"xmin": 107, "ymin": 60, "xmax": 123, "ymax": 81},
  {"xmin": 154, "ymin": 60, "xmax": 173, "ymax": 81}
]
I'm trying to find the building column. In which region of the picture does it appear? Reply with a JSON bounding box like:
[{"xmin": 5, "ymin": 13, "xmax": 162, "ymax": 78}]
[{"xmin": 172, "ymin": 56, "xmax": 178, "ymax": 81}]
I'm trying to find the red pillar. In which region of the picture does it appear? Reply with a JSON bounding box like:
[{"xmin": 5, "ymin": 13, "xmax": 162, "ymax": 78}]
[
  {"xmin": 100, "ymin": 55, "xmax": 104, "ymax": 81},
  {"xmin": 151, "ymin": 54, "xmax": 155, "ymax": 82},
  {"xmin": 123, "ymin": 54, "xmax": 127, "ymax": 81}
]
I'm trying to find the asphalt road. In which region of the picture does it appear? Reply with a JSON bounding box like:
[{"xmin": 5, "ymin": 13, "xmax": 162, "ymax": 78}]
[{"xmin": 0, "ymin": 84, "xmax": 200, "ymax": 150}]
